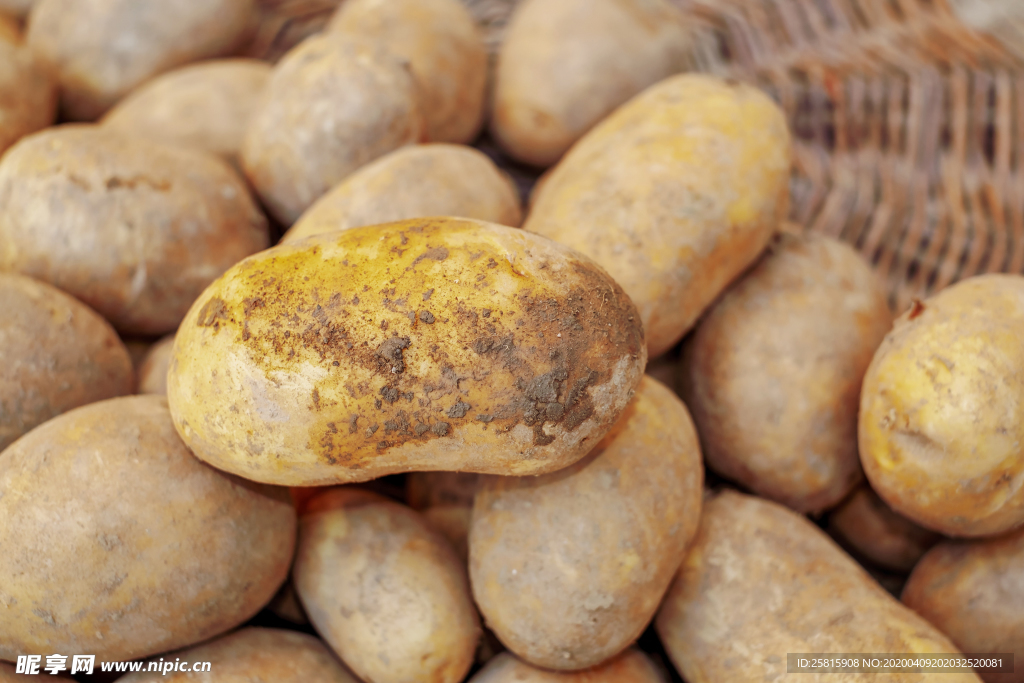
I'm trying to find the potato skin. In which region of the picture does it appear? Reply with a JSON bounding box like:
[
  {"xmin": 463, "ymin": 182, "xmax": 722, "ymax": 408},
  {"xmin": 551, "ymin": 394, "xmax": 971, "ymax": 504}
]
[
  {"xmin": 470, "ymin": 376, "xmax": 703, "ymax": 671},
  {"xmin": 0, "ymin": 395, "xmax": 296, "ymax": 662},
  {"xmin": 137, "ymin": 333, "xmax": 175, "ymax": 395},
  {"xmin": 859, "ymin": 274, "xmax": 1024, "ymax": 537},
  {"xmin": 469, "ymin": 650, "xmax": 665, "ymax": 683},
  {"xmin": 0, "ymin": 126, "xmax": 270, "ymax": 335},
  {"xmin": 283, "ymin": 144, "xmax": 522, "ymax": 243},
  {"xmin": 329, "ymin": 0, "xmax": 486, "ymax": 145},
  {"xmin": 168, "ymin": 217, "xmax": 645, "ymax": 486},
  {"xmin": 525, "ymin": 74, "xmax": 791, "ymax": 357},
  {"xmin": 294, "ymin": 489, "xmax": 481, "ymax": 683},
  {"xmin": 241, "ymin": 34, "xmax": 422, "ymax": 225},
  {"xmin": 902, "ymin": 529, "xmax": 1024, "ymax": 683},
  {"xmin": 0, "ymin": 41, "xmax": 56, "ymax": 155},
  {"xmin": 655, "ymin": 490, "xmax": 981, "ymax": 683}
]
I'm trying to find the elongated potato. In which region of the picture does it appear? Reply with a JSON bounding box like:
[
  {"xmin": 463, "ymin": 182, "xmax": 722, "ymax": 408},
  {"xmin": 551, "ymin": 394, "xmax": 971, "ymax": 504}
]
[
  {"xmin": 469, "ymin": 650, "xmax": 665, "ymax": 683},
  {"xmin": 294, "ymin": 489, "xmax": 481, "ymax": 683},
  {"xmin": 860, "ymin": 274, "xmax": 1024, "ymax": 537},
  {"xmin": 0, "ymin": 41, "xmax": 56, "ymax": 155},
  {"xmin": 1, "ymin": 273, "xmax": 133, "ymax": 451},
  {"xmin": 0, "ymin": 395, "xmax": 296, "ymax": 662},
  {"xmin": 655, "ymin": 490, "xmax": 981, "ymax": 683},
  {"xmin": 168, "ymin": 217, "xmax": 645, "ymax": 486},
  {"xmin": 329, "ymin": 0, "xmax": 486, "ymax": 145},
  {"xmin": 0, "ymin": 125, "xmax": 269, "ymax": 335},
  {"xmin": 137, "ymin": 333, "xmax": 175, "ymax": 395},
  {"xmin": 241, "ymin": 34, "xmax": 422, "ymax": 225},
  {"xmin": 283, "ymin": 144, "xmax": 522, "ymax": 243},
  {"xmin": 407, "ymin": 471, "xmax": 482, "ymax": 509},
  {"xmin": 525, "ymin": 74, "xmax": 791, "ymax": 357},
  {"xmin": 471, "ymin": 376, "xmax": 703, "ymax": 670}
]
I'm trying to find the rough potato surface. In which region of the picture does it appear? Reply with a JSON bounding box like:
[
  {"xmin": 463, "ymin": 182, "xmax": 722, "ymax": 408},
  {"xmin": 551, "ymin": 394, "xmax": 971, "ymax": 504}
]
[{"xmin": 469, "ymin": 650, "xmax": 665, "ymax": 682}]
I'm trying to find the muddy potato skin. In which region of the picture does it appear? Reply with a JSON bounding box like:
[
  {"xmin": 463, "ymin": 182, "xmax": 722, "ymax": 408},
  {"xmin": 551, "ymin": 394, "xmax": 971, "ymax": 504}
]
[
  {"xmin": 0, "ymin": 41, "xmax": 56, "ymax": 155},
  {"xmin": 470, "ymin": 650, "xmax": 665, "ymax": 683},
  {"xmin": 0, "ymin": 125, "xmax": 270, "ymax": 335},
  {"xmin": 525, "ymin": 74, "xmax": 791, "ymax": 357},
  {"xmin": 283, "ymin": 144, "xmax": 522, "ymax": 243},
  {"xmin": 859, "ymin": 274, "xmax": 1024, "ymax": 537},
  {"xmin": 167, "ymin": 217, "xmax": 645, "ymax": 486},
  {"xmin": 0, "ymin": 395, "xmax": 296, "ymax": 662},
  {"xmin": 137, "ymin": 333, "xmax": 175, "ymax": 395},
  {"xmin": 655, "ymin": 490, "xmax": 981, "ymax": 683},
  {"xmin": 329, "ymin": 0, "xmax": 486, "ymax": 145},
  {"xmin": 241, "ymin": 34, "xmax": 422, "ymax": 225},
  {"xmin": 470, "ymin": 376, "xmax": 703, "ymax": 671}
]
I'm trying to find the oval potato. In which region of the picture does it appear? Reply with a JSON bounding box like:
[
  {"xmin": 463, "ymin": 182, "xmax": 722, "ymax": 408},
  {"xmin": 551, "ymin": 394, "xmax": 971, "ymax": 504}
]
[
  {"xmin": 0, "ymin": 41, "xmax": 56, "ymax": 155},
  {"xmin": 469, "ymin": 650, "xmax": 665, "ymax": 683},
  {"xmin": 137, "ymin": 333, "xmax": 175, "ymax": 395}
]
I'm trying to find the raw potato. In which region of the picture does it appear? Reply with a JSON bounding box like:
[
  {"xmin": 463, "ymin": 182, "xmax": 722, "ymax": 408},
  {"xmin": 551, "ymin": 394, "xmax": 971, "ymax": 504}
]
[
  {"xmin": 294, "ymin": 489, "xmax": 481, "ymax": 683},
  {"xmin": 283, "ymin": 144, "xmax": 522, "ymax": 243},
  {"xmin": 470, "ymin": 376, "xmax": 703, "ymax": 671},
  {"xmin": 0, "ymin": 41, "xmax": 56, "ymax": 155},
  {"xmin": 680, "ymin": 233, "xmax": 892, "ymax": 514},
  {"xmin": 137, "ymin": 333, "xmax": 175, "ymax": 395},
  {"xmin": 492, "ymin": 0, "xmax": 690, "ymax": 166},
  {"xmin": 902, "ymin": 528, "xmax": 1024, "ymax": 683},
  {"xmin": 469, "ymin": 650, "xmax": 665, "ymax": 682},
  {"xmin": 0, "ymin": 13, "xmax": 19, "ymax": 44},
  {"xmin": 0, "ymin": 395, "xmax": 296, "ymax": 662},
  {"xmin": 407, "ymin": 471, "xmax": 482, "ymax": 509},
  {"xmin": 424, "ymin": 504, "xmax": 473, "ymax": 563},
  {"xmin": 267, "ymin": 580, "xmax": 309, "ymax": 625},
  {"xmin": 0, "ymin": 125, "xmax": 270, "ymax": 335},
  {"xmin": 859, "ymin": 274, "xmax": 1024, "ymax": 537},
  {"xmin": 26, "ymin": 0, "xmax": 256, "ymax": 120},
  {"xmin": 167, "ymin": 217, "xmax": 646, "ymax": 486},
  {"xmin": 328, "ymin": 0, "xmax": 487, "ymax": 144},
  {"xmin": 525, "ymin": 74, "xmax": 791, "ymax": 357},
  {"xmin": 0, "ymin": 273, "xmax": 133, "ymax": 451},
  {"xmin": 241, "ymin": 33, "xmax": 422, "ymax": 225}
]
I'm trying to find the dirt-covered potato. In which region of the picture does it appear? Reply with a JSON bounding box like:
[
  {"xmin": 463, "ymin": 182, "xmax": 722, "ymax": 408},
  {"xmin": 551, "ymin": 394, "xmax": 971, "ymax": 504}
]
[
  {"xmin": 102, "ymin": 59, "xmax": 271, "ymax": 167},
  {"xmin": 471, "ymin": 376, "xmax": 703, "ymax": 671},
  {"xmin": 168, "ymin": 217, "xmax": 645, "ymax": 486},
  {"xmin": 0, "ymin": 41, "xmax": 56, "ymax": 155},
  {"xmin": 328, "ymin": 0, "xmax": 486, "ymax": 145},
  {"xmin": 137, "ymin": 333, "xmax": 175, "ymax": 395},
  {"xmin": 0, "ymin": 395, "xmax": 296, "ymax": 662},
  {"xmin": 282, "ymin": 144, "xmax": 522, "ymax": 243},
  {"xmin": 525, "ymin": 74, "xmax": 791, "ymax": 357},
  {"xmin": 241, "ymin": 34, "xmax": 422, "ymax": 225},
  {"xmin": 491, "ymin": 0, "xmax": 690, "ymax": 167},
  {"xmin": 655, "ymin": 490, "xmax": 982, "ymax": 683},
  {"xmin": 860, "ymin": 274, "xmax": 1024, "ymax": 537},
  {"xmin": 294, "ymin": 489, "xmax": 480, "ymax": 683},
  {"xmin": 469, "ymin": 649, "xmax": 665, "ymax": 683},
  {"xmin": 0, "ymin": 273, "xmax": 133, "ymax": 451},
  {"xmin": 26, "ymin": 0, "xmax": 255, "ymax": 121},
  {"xmin": 407, "ymin": 471, "xmax": 482, "ymax": 509},
  {"xmin": 680, "ymin": 233, "xmax": 891, "ymax": 513},
  {"xmin": 0, "ymin": 125, "xmax": 269, "ymax": 336}
]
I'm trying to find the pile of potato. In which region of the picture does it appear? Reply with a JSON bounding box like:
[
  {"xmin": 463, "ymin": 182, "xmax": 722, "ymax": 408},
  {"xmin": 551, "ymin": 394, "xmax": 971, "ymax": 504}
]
[{"xmin": 0, "ymin": 0, "xmax": 1021, "ymax": 682}]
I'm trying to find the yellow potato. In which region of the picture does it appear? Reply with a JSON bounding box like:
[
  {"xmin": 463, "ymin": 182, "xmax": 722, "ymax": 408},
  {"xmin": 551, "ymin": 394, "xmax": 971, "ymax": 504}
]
[
  {"xmin": 282, "ymin": 144, "xmax": 522, "ymax": 243},
  {"xmin": 0, "ymin": 41, "xmax": 56, "ymax": 155},
  {"xmin": 167, "ymin": 217, "xmax": 646, "ymax": 486},
  {"xmin": 469, "ymin": 649, "xmax": 665, "ymax": 683},
  {"xmin": 137, "ymin": 333, "xmax": 175, "ymax": 395},
  {"xmin": 407, "ymin": 471, "xmax": 481, "ymax": 509},
  {"xmin": 525, "ymin": 74, "xmax": 791, "ymax": 357}
]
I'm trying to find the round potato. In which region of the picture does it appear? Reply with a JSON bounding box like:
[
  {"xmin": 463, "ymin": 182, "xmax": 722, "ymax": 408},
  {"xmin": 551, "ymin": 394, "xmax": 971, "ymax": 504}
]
[
  {"xmin": 167, "ymin": 217, "xmax": 645, "ymax": 486},
  {"xmin": 328, "ymin": 0, "xmax": 486, "ymax": 145},
  {"xmin": 0, "ymin": 273, "xmax": 133, "ymax": 451},
  {"xmin": 0, "ymin": 41, "xmax": 56, "ymax": 155},
  {"xmin": 0, "ymin": 125, "xmax": 269, "ymax": 335},
  {"xmin": 137, "ymin": 333, "xmax": 175, "ymax": 395},
  {"xmin": 469, "ymin": 649, "xmax": 665, "ymax": 683},
  {"xmin": 282, "ymin": 144, "xmax": 522, "ymax": 244},
  {"xmin": 680, "ymin": 233, "xmax": 891, "ymax": 513},
  {"xmin": 525, "ymin": 74, "xmax": 791, "ymax": 357},
  {"xmin": 294, "ymin": 489, "xmax": 480, "ymax": 683},
  {"xmin": 407, "ymin": 471, "xmax": 482, "ymax": 509},
  {"xmin": 655, "ymin": 490, "xmax": 982, "ymax": 683},
  {"xmin": 26, "ymin": 0, "xmax": 255, "ymax": 121},
  {"xmin": 241, "ymin": 33, "xmax": 422, "ymax": 225},
  {"xmin": 470, "ymin": 376, "xmax": 703, "ymax": 671},
  {"xmin": 0, "ymin": 395, "xmax": 296, "ymax": 662},
  {"xmin": 860, "ymin": 274, "xmax": 1024, "ymax": 537}
]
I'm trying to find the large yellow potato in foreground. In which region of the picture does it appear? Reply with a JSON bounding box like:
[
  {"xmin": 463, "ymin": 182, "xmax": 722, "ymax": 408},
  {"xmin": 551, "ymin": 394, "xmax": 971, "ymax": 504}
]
[
  {"xmin": 0, "ymin": 41, "xmax": 56, "ymax": 155},
  {"xmin": 168, "ymin": 217, "xmax": 645, "ymax": 486},
  {"xmin": 469, "ymin": 650, "xmax": 665, "ymax": 682},
  {"xmin": 860, "ymin": 274, "xmax": 1024, "ymax": 537}
]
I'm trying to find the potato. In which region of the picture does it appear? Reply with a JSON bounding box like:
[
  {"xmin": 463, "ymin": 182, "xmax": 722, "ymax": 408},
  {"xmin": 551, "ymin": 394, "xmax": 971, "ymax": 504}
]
[
  {"xmin": 470, "ymin": 376, "xmax": 703, "ymax": 670},
  {"xmin": 469, "ymin": 649, "xmax": 665, "ymax": 683},
  {"xmin": 102, "ymin": 59, "xmax": 271, "ymax": 167},
  {"xmin": 0, "ymin": 395, "xmax": 296, "ymax": 662},
  {"xmin": 407, "ymin": 471, "xmax": 482, "ymax": 509},
  {"xmin": 26, "ymin": 0, "xmax": 255, "ymax": 121},
  {"xmin": 491, "ymin": 0, "xmax": 690, "ymax": 167},
  {"xmin": 0, "ymin": 0, "xmax": 35, "ymax": 18},
  {"xmin": 424, "ymin": 504, "xmax": 472, "ymax": 563},
  {"xmin": 525, "ymin": 74, "xmax": 791, "ymax": 357},
  {"xmin": 137, "ymin": 333, "xmax": 175, "ymax": 395},
  {"xmin": 902, "ymin": 528, "xmax": 1024, "ymax": 683},
  {"xmin": 328, "ymin": 0, "xmax": 486, "ymax": 145},
  {"xmin": 655, "ymin": 490, "xmax": 982, "ymax": 683},
  {"xmin": 167, "ymin": 216, "xmax": 645, "ymax": 486},
  {"xmin": 267, "ymin": 579, "xmax": 309, "ymax": 625},
  {"xmin": 241, "ymin": 34, "xmax": 422, "ymax": 225},
  {"xmin": 0, "ymin": 13, "xmax": 20, "ymax": 44},
  {"xmin": 294, "ymin": 488, "xmax": 480, "ymax": 683},
  {"xmin": 0, "ymin": 41, "xmax": 56, "ymax": 155},
  {"xmin": 282, "ymin": 144, "xmax": 522, "ymax": 244},
  {"xmin": 860, "ymin": 274, "xmax": 1024, "ymax": 537},
  {"xmin": 0, "ymin": 125, "xmax": 270, "ymax": 336}
]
